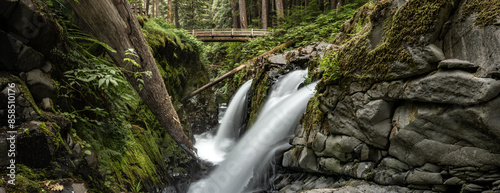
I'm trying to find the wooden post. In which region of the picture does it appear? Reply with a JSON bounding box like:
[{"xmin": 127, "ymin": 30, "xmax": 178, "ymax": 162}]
[
  {"xmin": 232, "ymin": 28, "xmax": 234, "ymax": 36},
  {"xmin": 251, "ymin": 28, "xmax": 254, "ymax": 36},
  {"xmin": 182, "ymin": 40, "xmax": 294, "ymax": 101}
]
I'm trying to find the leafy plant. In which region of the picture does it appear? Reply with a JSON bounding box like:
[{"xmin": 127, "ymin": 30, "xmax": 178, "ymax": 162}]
[
  {"xmin": 131, "ymin": 181, "xmax": 143, "ymax": 193},
  {"xmin": 319, "ymin": 51, "xmax": 342, "ymax": 82}
]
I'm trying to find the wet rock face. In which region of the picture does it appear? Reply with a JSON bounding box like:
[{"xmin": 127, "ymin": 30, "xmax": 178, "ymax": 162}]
[
  {"xmin": 184, "ymin": 91, "xmax": 219, "ymax": 135},
  {"xmin": 281, "ymin": 0, "xmax": 500, "ymax": 192}
]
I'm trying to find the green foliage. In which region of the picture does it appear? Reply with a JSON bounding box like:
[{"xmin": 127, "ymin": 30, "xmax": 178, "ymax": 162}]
[
  {"xmin": 45, "ymin": 8, "xmax": 191, "ymax": 192},
  {"xmin": 178, "ymin": 0, "xmax": 214, "ymax": 28},
  {"xmin": 211, "ymin": 0, "xmax": 233, "ymax": 28},
  {"xmin": 206, "ymin": 1, "xmax": 366, "ymax": 98},
  {"xmin": 140, "ymin": 17, "xmax": 210, "ymax": 103},
  {"xmin": 218, "ymin": 1, "xmax": 364, "ymax": 68},
  {"xmin": 318, "ymin": 51, "xmax": 342, "ymax": 83},
  {"xmin": 131, "ymin": 181, "xmax": 143, "ymax": 192}
]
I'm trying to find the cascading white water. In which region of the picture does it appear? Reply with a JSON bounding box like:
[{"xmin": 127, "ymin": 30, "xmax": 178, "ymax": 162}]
[
  {"xmin": 260, "ymin": 69, "xmax": 308, "ymax": 115},
  {"xmin": 194, "ymin": 80, "xmax": 253, "ymax": 164},
  {"xmin": 189, "ymin": 69, "xmax": 316, "ymax": 193}
]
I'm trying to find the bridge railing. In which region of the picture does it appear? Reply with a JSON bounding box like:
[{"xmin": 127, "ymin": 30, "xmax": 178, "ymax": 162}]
[{"xmin": 190, "ymin": 29, "xmax": 273, "ymax": 37}]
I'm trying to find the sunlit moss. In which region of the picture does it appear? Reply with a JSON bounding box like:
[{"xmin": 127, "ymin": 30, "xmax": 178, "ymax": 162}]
[{"xmin": 334, "ymin": 0, "xmax": 455, "ymax": 81}]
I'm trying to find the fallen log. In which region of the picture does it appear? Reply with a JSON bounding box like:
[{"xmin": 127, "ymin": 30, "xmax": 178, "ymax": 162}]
[{"xmin": 182, "ymin": 40, "xmax": 294, "ymax": 101}]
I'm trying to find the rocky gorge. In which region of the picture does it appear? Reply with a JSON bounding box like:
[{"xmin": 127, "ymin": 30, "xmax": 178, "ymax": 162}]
[{"xmin": 0, "ymin": 0, "xmax": 499, "ymax": 192}]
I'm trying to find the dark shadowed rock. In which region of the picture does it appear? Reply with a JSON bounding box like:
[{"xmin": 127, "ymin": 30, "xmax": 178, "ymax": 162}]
[
  {"xmin": 16, "ymin": 45, "xmax": 44, "ymax": 72},
  {"xmin": 25, "ymin": 69, "xmax": 55, "ymax": 100},
  {"xmin": 16, "ymin": 121, "xmax": 58, "ymax": 168}
]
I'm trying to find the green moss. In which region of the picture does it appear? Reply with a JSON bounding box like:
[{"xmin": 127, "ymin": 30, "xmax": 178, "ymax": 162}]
[
  {"xmin": 333, "ymin": 0, "xmax": 455, "ymax": 81},
  {"xmin": 0, "ymin": 164, "xmax": 50, "ymax": 193},
  {"xmin": 38, "ymin": 122, "xmax": 63, "ymax": 150},
  {"xmin": 462, "ymin": 0, "xmax": 500, "ymax": 27},
  {"xmin": 140, "ymin": 18, "xmax": 209, "ymax": 104},
  {"xmin": 302, "ymin": 95, "xmax": 325, "ymax": 139},
  {"xmin": 0, "ymin": 72, "xmax": 44, "ymax": 117},
  {"xmin": 247, "ymin": 70, "xmax": 271, "ymax": 128},
  {"xmin": 293, "ymin": 146, "xmax": 305, "ymax": 159}
]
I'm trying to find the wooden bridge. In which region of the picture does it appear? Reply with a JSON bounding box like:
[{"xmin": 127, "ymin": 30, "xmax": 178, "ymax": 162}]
[{"xmin": 189, "ymin": 29, "xmax": 273, "ymax": 42}]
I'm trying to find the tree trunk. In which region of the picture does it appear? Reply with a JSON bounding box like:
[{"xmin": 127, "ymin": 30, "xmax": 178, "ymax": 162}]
[
  {"xmin": 232, "ymin": 0, "xmax": 240, "ymax": 29},
  {"xmin": 66, "ymin": 0, "xmax": 195, "ymax": 156},
  {"xmin": 139, "ymin": 3, "xmax": 143, "ymax": 15},
  {"xmin": 182, "ymin": 40, "xmax": 294, "ymax": 101},
  {"xmin": 167, "ymin": 0, "xmax": 172, "ymax": 23},
  {"xmin": 275, "ymin": 0, "xmax": 284, "ymax": 26},
  {"xmin": 239, "ymin": 0, "xmax": 248, "ymax": 28},
  {"xmin": 262, "ymin": 0, "xmax": 268, "ymax": 29},
  {"xmin": 146, "ymin": 0, "xmax": 150, "ymax": 17},
  {"xmin": 174, "ymin": 0, "xmax": 180, "ymax": 27},
  {"xmin": 152, "ymin": 0, "xmax": 155, "ymax": 17},
  {"xmin": 156, "ymin": 0, "xmax": 160, "ymax": 18}
]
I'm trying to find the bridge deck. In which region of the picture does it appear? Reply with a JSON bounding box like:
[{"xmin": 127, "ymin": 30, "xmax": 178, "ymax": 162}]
[{"xmin": 190, "ymin": 29, "xmax": 273, "ymax": 42}]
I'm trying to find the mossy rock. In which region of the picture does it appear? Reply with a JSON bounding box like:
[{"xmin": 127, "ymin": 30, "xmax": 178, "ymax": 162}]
[
  {"xmin": 462, "ymin": 0, "xmax": 500, "ymax": 27},
  {"xmin": 332, "ymin": 0, "xmax": 456, "ymax": 82}
]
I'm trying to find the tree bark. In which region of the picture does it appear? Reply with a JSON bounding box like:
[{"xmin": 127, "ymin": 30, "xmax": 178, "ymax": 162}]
[
  {"xmin": 331, "ymin": 0, "xmax": 337, "ymax": 9},
  {"xmin": 232, "ymin": 0, "xmax": 240, "ymax": 29},
  {"xmin": 174, "ymin": 0, "xmax": 180, "ymax": 27},
  {"xmin": 239, "ymin": 0, "xmax": 248, "ymax": 28},
  {"xmin": 156, "ymin": 0, "xmax": 160, "ymax": 18},
  {"xmin": 152, "ymin": 0, "xmax": 155, "ymax": 17},
  {"xmin": 275, "ymin": 0, "xmax": 284, "ymax": 26},
  {"xmin": 262, "ymin": 0, "xmax": 269, "ymax": 29},
  {"xmin": 167, "ymin": 0, "xmax": 172, "ymax": 23},
  {"xmin": 66, "ymin": 0, "xmax": 195, "ymax": 156},
  {"xmin": 182, "ymin": 40, "xmax": 294, "ymax": 101},
  {"xmin": 145, "ymin": 0, "xmax": 150, "ymax": 17},
  {"xmin": 139, "ymin": 3, "xmax": 143, "ymax": 15}
]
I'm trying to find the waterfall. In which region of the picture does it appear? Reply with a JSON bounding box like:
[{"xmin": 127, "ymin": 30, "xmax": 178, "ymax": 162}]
[
  {"xmin": 194, "ymin": 80, "xmax": 253, "ymax": 164},
  {"xmin": 190, "ymin": 70, "xmax": 316, "ymax": 193}
]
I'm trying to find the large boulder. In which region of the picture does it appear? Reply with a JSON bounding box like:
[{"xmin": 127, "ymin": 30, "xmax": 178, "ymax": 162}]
[
  {"xmin": 390, "ymin": 97, "xmax": 500, "ymax": 167},
  {"xmin": 396, "ymin": 70, "xmax": 500, "ymax": 105},
  {"xmin": 386, "ymin": 44, "xmax": 444, "ymax": 80},
  {"xmin": 328, "ymin": 94, "xmax": 393, "ymax": 149}
]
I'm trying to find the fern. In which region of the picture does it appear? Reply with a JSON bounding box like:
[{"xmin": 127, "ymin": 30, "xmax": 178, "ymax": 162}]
[{"xmin": 69, "ymin": 36, "xmax": 117, "ymax": 53}]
